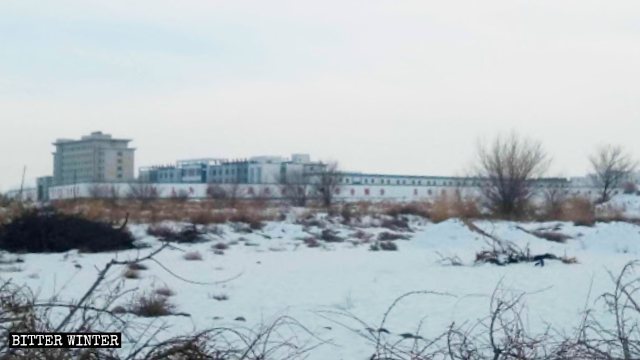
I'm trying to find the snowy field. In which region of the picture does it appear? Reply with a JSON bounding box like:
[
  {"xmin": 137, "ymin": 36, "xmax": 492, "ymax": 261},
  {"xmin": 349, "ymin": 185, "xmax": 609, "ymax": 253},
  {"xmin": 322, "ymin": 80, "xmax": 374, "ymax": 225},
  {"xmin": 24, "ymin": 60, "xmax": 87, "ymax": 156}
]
[{"xmin": 2, "ymin": 213, "xmax": 640, "ymax": 358}]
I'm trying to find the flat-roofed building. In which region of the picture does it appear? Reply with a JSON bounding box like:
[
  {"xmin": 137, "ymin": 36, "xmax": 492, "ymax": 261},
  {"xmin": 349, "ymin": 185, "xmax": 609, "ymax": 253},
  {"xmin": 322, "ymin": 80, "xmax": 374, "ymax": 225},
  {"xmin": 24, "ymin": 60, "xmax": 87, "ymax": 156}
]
[{"xmin": 52, "ymin": 131, "xmax": 135, "ymax": 185}]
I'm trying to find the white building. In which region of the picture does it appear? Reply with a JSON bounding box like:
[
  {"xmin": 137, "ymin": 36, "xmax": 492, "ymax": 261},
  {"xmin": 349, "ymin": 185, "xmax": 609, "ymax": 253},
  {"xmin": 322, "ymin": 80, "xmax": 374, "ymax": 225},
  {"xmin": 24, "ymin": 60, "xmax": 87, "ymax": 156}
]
[{"xmin": 53, "ymin": 131, "xmax": 135, "ymax": 185}]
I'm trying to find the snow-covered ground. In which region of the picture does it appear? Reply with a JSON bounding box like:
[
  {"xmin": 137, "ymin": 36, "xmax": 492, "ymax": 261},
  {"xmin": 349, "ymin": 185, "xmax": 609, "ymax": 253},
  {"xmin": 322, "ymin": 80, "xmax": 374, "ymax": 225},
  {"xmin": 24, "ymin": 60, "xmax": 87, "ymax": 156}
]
[{"xmin": 2, "ymin": 214, "xmax": 640, "ymax": 358}]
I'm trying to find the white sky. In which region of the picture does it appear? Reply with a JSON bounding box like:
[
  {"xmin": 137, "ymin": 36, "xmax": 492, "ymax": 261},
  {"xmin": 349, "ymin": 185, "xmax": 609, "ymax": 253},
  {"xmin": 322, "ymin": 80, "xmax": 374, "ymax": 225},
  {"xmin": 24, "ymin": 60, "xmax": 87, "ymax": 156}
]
[{"xmin": 1, "ymin": 0, "xmax": 639, "ymax": 190}]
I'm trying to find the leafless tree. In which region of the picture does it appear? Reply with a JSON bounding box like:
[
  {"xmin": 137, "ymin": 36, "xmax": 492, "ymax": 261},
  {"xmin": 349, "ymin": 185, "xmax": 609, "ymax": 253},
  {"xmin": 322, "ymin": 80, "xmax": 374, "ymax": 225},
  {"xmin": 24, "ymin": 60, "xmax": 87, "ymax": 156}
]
[
  {"xmin": 589, "ymin": 145, "xmax": 637, "ymax": 203},
  {"xmin": 313, "ymin": 162, "xmax": 342, "ymax": 208},
  {"xmin": 475, "ymin": 133, "xmax": 550, "ymax": 218},
  {"xmin": 88, "ymin": 184, "xmax": 120, "ymax": 199},
  {"xmin": 127, "ymin": 181, "xmax": 161, "ymax": 204},
  {"xmin": 170, "ymin": 188, "xmax": 190, "ymax": 202},
  {"xmin": 0, "ymin": 193, "xmax": 12, "ymax": 207},
  {"xmin": 281, "ymin": 169, "xmax": 310, "ymax": 207},
  {"xmin": 206, "ymin": 182, "xmax": 241, "ymax": 208}
]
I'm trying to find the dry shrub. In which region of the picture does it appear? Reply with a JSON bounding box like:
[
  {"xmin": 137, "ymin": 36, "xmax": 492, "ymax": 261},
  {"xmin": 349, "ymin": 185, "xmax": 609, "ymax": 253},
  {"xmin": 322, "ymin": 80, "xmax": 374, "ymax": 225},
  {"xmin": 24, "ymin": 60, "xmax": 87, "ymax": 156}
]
[
  {"xmin": 123, "ymin": 269, "xmax": 141, "ymax": 279},
  {"xmin": 0, "ymin": 208, "xmax": 135, "ymax": 253},
  {"xmin": 384, "ymin": 202, "xmax": 430, "ymax": 218},
  {"xmin": 428, "ymin": 194, "xmax": 481, "ymax": 223},
  {"xmin": 155, "ymin": 287, "xmax": 175, "ymax": 297},
  {"xmin": 348, "ymin": 201, "xmax": 375, "ymax": 220},
  {"xmin": 212, "ymin": 242, "xmax": 229, "ymax": 251},
  {"xmin": 229, "ymin": 209, "xmax": 269, "ymax": 230},
  {"xmin": 321, "ymin": 229, "xmax": 344, "ymax": 243},
  {"xmin": 129, "ymin": 292, "xmax": 175, "ymax": 317},
  {"xmin": 379, "ymin": 241, "xmax": 398, "ymax": 251},
  {"xmin": 183, "ymin": 251, "xmax": 203, "ymax": 261},
  {"xmin": 561, "ymin": 197, "xmax": 596, "ymax": 226},
  {"xmin": 147, "ymin": 224, "xmax": 175, "ymax": 238},
  {"xmin": 296, "ymin": 213, "xmax": 326, "ymax": 228},
  {"xmin": 370, "ymin": 241, "xmax": 398, "ymax": 251},
  {"xmin": 127, "ymin": 262, "xmax": 148, "ymax": 271},
  {"xmin": 340, "ymin": 204, "xmax": 355, "ymax": 224},
  {"xmin": 380, "ymin": 217, "xmax": 411, "ymax": 231},
  {"xmin": 148, "ymin": 224, "xmax": 203, "ymax": 243},
  {"xmin": 561, "ymin": 256, "xmax": 579, "ymax": 264},
  {"xmin": 351, "ymin": 230, "xmax": 374, "ymax": 242},
  {"xmin": 188, "ymin": 210, "xmax": 228, "ymax": 225},
  {"xmin": 303, "ymin": 237, "xmax": 320, "ymax": 248},
  {"xmin": 377, "ymin": 232, "xmax": 409, "ymax": 241},
  {"xmin": 210, "ymin": 293, "xmax": 229, "ymax": 301}
]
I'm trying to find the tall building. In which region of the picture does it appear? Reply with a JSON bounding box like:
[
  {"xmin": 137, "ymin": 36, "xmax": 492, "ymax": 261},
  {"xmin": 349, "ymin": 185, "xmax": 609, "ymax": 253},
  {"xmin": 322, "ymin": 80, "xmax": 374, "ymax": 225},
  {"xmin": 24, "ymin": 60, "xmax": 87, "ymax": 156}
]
[{"xmin": 52, "ymin": 131, "xmax": 135, "ymax": 185}]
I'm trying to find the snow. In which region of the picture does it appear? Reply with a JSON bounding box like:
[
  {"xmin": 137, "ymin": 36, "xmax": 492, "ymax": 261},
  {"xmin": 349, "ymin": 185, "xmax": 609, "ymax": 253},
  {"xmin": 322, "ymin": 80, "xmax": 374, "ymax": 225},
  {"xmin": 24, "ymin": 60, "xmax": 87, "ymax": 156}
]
[{"xmin": 2, "ymin": 215, "xmax": 640, "ymax": 359}]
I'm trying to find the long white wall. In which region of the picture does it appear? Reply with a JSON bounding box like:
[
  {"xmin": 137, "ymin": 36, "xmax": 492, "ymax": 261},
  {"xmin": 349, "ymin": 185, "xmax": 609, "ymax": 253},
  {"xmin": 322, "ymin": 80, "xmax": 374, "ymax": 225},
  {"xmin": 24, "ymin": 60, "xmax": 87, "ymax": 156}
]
[{"xmin": 47, "ymin": 182, "xmax": 606, "ymax": 202}]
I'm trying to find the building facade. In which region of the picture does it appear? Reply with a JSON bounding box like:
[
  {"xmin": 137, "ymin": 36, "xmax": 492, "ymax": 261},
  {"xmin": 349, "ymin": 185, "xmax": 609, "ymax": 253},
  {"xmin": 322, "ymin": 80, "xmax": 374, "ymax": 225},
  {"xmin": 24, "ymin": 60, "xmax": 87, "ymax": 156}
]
[
  {"xmin": 52, "ymin": 132, "xmax": 135, "ymax": 185},
  {"xmin": 140, "ymin": 154, "xmax": 327, "ymax": 185}
]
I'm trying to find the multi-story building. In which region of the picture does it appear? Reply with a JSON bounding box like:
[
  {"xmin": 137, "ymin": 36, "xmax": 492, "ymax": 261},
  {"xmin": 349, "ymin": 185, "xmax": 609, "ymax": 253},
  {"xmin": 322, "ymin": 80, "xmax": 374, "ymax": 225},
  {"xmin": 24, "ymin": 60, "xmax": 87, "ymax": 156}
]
[
  {"xmin": 141, "ymin": 154, "xmax": 327, "ymax": 185},
  {"xmin": 52, "ymin": 131, "xmax": 135, "ymax": 185}
]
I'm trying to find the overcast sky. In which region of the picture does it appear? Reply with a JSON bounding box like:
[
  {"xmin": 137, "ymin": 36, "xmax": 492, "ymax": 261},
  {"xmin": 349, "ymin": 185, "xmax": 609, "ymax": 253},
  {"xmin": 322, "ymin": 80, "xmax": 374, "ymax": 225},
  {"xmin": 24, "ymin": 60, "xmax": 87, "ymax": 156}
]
[{"xmin": 1, "ymin": 0, "xmax": 639, "ymax": 190}]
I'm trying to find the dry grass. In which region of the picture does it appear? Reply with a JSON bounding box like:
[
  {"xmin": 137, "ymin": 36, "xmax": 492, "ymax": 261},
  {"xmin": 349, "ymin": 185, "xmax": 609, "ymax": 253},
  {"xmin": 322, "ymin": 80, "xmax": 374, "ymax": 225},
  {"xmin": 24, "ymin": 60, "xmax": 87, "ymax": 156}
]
[
  {"xmin": 383, "ymin": 202, "xmax": 430, "ymax": 219},
  {"xmin": 228, "ymin": 209, "xmax": 269, "ymax": 230},
  {"xmin": 428, "ymin": 194, "xmax": 482, "ymax": 223},
  {"xmin": 183, "ymin": 251, "xmax": 203, "ymax": 261},
  {"xmin": 560, "ymin": 197, "xmax": 596, "ymax": 226},
  {"xmin": 303, "ymin": 237, "xmax": 321, "ymax": 248},
  {"xmin": 129, "ymin": 292, "xmax": 175, "ymax": 317},
  {"xmin": 370, "ymin": 241, "xmax": 398, "ymax": 251},
  {"xmin": 49, "ymin": 199, "xmax": 278, "ymax": 226}
]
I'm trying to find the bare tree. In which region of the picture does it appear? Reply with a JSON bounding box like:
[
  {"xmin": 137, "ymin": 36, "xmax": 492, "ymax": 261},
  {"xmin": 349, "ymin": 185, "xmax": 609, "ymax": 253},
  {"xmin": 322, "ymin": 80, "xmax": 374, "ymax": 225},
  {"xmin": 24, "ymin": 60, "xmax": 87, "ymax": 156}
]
[
  {"xmin": 313, "ymin": 162, "xmax": 342, "ymax": 208},
  {"xmin": 281, "ymin": 169, "xmax": 310, "ymax": 207},
  {"xmin": 206, "ymin": 182, "xmax": 241, "ymax": 208},
  {"xmin": 127, "ymin": 181, "xmax": 161, "ymax": 204},
  {"xmin": 0, "ymin": 192, "xmax": 12, "ymax": 207},
  {"xmin": 476, "ymin": 133, "xmax": 550, "ymax": 217},
  {"xmin": 589, "ymin": 145, "xmax": 637, "ymax": 203}
]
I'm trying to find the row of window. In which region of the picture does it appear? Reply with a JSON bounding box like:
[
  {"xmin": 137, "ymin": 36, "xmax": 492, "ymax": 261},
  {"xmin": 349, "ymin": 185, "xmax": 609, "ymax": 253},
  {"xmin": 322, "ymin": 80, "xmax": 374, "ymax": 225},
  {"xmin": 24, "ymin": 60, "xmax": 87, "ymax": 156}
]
[
  {"xmin": 341, "ymin": 177, "xmax": 569, "ymax": 188},
  {"xmin": 342, "ymin": 177, "xmax": 478, "ymax": 187}
]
